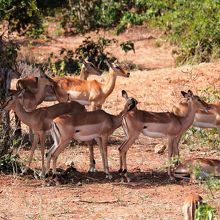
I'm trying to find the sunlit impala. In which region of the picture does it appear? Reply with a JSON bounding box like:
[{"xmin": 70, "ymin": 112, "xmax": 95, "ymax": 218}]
[
  {"xmin": 182, "ymin": 193, "xmax": 203, "ymax": 220},
  {"xmin": 45, "ymin": 99, "xmax": 132, "ymax": 178},
  {"xmin": 50, "ymin": 60, "xmax": 130, "ymax": 110},
  {"xmin": 1, "ymin": 90, "xmax": 86, "ymax": 175},
  {"xmin": 16, "ymin": 59, "xmax": 102, "ymax": 101},
  {"xmin": 173, "ymin": 99, "xmax": 220, "ymax": 138},
  {"xmin": 118, "ymin": 90, "xmax": 210, "ymax": 181}
]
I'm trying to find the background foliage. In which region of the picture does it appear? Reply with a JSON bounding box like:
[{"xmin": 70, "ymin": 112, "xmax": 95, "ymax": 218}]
[{"xmin": 1, "ymin": 0, "xmax": 220, "ymax": 64}]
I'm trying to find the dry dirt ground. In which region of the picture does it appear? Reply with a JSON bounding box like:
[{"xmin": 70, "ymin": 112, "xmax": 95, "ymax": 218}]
[{"xmin": 1, "ymin": 27, "xmax": 220, "ymax": 220}]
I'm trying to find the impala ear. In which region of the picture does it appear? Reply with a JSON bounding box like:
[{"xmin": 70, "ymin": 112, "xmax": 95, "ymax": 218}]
[
  {"xmin": 181, "ymin": 91, "xmax": 188, "ymax": 98},
  {"xmin": 122, "ymin": 90, "xmax": 129, "ymax": 100},
  {"xmin": 187, "ymin": 90, "xmax": 193, "ymax": 96}
]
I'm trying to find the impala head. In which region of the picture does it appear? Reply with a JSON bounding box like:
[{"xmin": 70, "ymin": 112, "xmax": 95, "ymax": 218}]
[
  {"xmin": 181, "ymin": 90, "xmax": 210, "ymax": 112},
  {"xmin": 81, "ymin": 59, "xmax": 102, "ymax": 76},
  {"xmin": 122, "ymin": 90, "xmax": 138, "ymax": 112},
  {"xmin": 38, "ymin": 72, "xmax": 55, "ymax": 88},
  {"xmin": 105, "ymin": 60, "xmax": 130, "ymax": 78}
]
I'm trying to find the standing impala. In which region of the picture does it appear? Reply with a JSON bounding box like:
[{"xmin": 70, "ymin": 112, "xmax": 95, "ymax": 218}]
[
  {"xmin": 1, "ymin": 90, "xmax": 86, "ymax": 175},
  {"xmin": 45, "ymin": 104, "xmax": 130, "ymax": 178},
  {"xmin": 16, "ymin": 60, "xmax": 102, "ymax": 101},
  {"xmin": 50, "ymin": 60, "xmax": 130, "ymax": 110},
  {"xmin": 118, "ymin": 90, "xmax": 210, "ymax": 181},
  {"xmin": 173, "ymin": 99, "xmax": 220, "ymax": 138}
]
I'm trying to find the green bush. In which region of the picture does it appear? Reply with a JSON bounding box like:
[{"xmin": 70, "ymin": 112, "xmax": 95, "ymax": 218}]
[
  {"xmin": 0, "ymin": 0, "xmax": 43, "ymax": 37},
  {"xmin": 47, "ymin": 37, "xmax": 119, "ymax": 75},
  {"xmin": 195, "ymin": 203, "xmax": 216, "ymax": 220},
  {"xmin": 153, "ymin": 1, "xmax": 220, "ymax": 64},
  {"xmin": 0, "ymin": 154, "xmax": 22, "ymax": 174},
  {"xmin": 56, "ymin": 0, "xmax": 220, "ymax": 64}
]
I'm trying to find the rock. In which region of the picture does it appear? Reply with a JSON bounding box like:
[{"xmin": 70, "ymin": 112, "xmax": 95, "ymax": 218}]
[{"xmin": 154, "ymin": 144, "xmax": 166, "ymax": 154}]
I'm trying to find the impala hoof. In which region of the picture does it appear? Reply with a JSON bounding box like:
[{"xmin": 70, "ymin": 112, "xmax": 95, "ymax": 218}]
[
  {"xmin": 39, "ymin": 171, "xmax": 46, "ymax": 178},
  {"xmin": 21, "ymin": 167, "xmax": 29, "ymax": 175},
  {"xmin": 106, "ymin": 174, "xmax": 113, "ymax": 179},
  {"xmin": 88, "ymin": 167, "xmax": 96, "ymax": 173},
  {"xmin": 118, "ymin": 169, "xmax": 123, "ymax": 174}
]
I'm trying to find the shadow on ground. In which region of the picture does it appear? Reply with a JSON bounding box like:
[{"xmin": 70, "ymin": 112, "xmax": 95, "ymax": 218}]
[{"xmin": 34, "ymin": 165, "xmax": 184, "ymax": 188}]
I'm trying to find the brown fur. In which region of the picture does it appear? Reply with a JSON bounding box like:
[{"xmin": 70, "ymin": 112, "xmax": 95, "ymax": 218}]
[
  {"xmin": 183, "ymin": 193, "xmax": 203, "ymax": 220},
  {"xmin": 2, "ymin": 91, "xmax": 85, "ymax": 175},
  {"xmin": 118, "ymin": 90, "xmax": 210, "ymax": 181}
]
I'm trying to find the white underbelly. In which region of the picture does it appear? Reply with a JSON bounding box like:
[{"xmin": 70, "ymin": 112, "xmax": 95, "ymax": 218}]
[
  {"xmin": 75, "ymin": 100, "xmax": 90, "ymax": 105},
  {"xmin": 68, "ymin": 91, "xmax": 90, "ymax": 105},
  {"xmin": 193, "ymin": 122, "xmax": 216, "ymax": 128},
  {"xmin": 73, "ymin": 124, "xmax": 101, "ymax": 141},
  {"xmin": 142, "ymin": 129, "xmax": 166, "ymax": 138},
  {"xmin": 74, "ymin": 134, "xmax": 98, "ymax": 141}
]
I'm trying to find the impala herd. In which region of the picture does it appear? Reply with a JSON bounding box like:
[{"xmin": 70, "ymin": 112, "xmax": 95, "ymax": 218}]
[{"xmin": 0, "ymin": 59, "xmax": 219, "ymax": 219}]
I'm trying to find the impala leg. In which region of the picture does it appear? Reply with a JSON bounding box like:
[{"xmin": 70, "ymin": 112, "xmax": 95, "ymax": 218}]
[
  {"xmin": 118, "ymin": 138, "xmax": 130, "ymax": 173},
  {"xmin": 167, "ymin": 137, "xmax": 175, "ymax": 177},
  {"xmin": 51, "ymin": 139, "xmax": 70, "ymax": 175},
  {"xmin": 173, "ymin": 135, "xmax": 181, "ymax": 163},
  {"xmin": 88, "ymin": 140, "xmax": 96, "ymax": 172},
  {"xmin": 45, "ymin": 145, "xmax": 54, "ymax": 176},
  {"xmin": 96, "ymin": 137, "xmax": 106, "ymax": 172},
  {"xmin": 101, "ymin": 135, "xmax": 112, "ymax": 179},
  {"xmin": 90, "ymin": 101, "xmax": 96, "ymax": 111},
  {"xmin": 39, "ymin": 132, "xmax": 46, "ymax": 177},
  {"xmin": 25, "ymin": 134, "xmax": 39, "ymax": 173},
  {"xmin": 119, "ymin": 136, "xmax": 137, "ymax": 182},
  {"xmin": 29, "ymin": 128, "xmax": 34, "ymax": 144}
]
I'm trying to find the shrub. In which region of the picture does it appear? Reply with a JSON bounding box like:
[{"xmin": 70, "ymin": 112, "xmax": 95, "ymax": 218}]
[
  {"xmin": 195, "ymin": 203, "xmax": 216, "ymax": 220},
  {"xmin": 0, "ymin": 0, "xmax": 43, "ymax": 38},
  {"xmin": 47, "ymin": 37, "xmax": 120, "ymax": 75}
]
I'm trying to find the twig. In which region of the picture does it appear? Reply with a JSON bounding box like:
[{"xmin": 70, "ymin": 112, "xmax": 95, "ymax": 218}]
[
  {"xmin": 73, "ymin": 199, "xmax": 119, "ymax": 204},
  {"xmin": 207, "ymin": 183, "xmax": 215, "ymax": 199}
]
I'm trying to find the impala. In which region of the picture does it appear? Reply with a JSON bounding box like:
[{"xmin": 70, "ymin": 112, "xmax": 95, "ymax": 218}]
[
  {"xmin": 173, "ymin": 99, "xmax": 220, "ymax": 138},
  {"xmin": 45, "ymin": 105, "xmax": 129, "ymax": 178},
  {"xmin": 118, "ymin": 90, "xmax": 210, "ymax": 181},
  {"xmin": 182, "ymin": 193, "xmax": 203, "ymax": 220},
  {"xmin": 173, "ymin": 158, "xmax": 220, "ymax": 182},
  {"xmin": 50, "ymin": 60, "xmax": 130, "ymax": 110},
  {"xmin": 16, "ymin": 60, "xmax": 102, "ymax": 101},
  {"xmin": 1, "ymin": 90, "xmax": 86, "ymax": 175}
]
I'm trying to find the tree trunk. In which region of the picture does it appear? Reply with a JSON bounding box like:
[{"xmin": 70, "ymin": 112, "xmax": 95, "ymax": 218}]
[{"xmin": 0, "ymin": 69, "xmax": 12, "ymax": 157}]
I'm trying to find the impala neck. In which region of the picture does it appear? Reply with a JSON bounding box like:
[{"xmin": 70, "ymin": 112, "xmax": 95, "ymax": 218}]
[
  {"xmin": 53, "ymin": 84, "xmax": 69, "ymax": 102},
  {"xmin": 111, "ymin": 109, "xmax": 126, "ymax": 130},
  {"xmin": 180, "ymin": 101, "xmax": 198, "ymax": 131},
  {"xmin": 35, "ymin": 84, "xmax": 48, "ymax": 104},
  {"xmin": 14, "ymin": 99, "xmax": 32, "ymax": 127},
  {"xmin": 102, "ymin": 69, "xmax": 117, "ymax": 98},
  {"xmin": 78, "ymin": 68, "xmax": 88, "ymax": 80}
]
